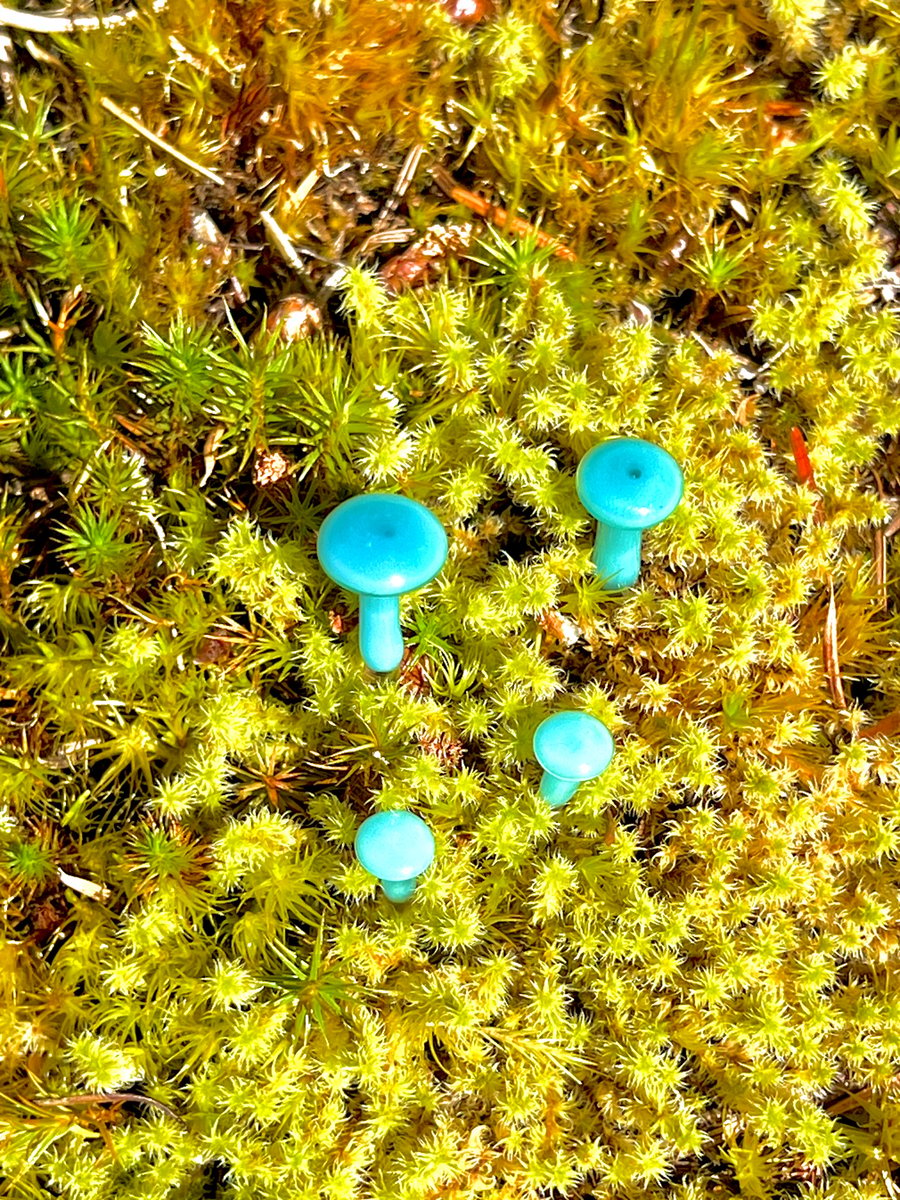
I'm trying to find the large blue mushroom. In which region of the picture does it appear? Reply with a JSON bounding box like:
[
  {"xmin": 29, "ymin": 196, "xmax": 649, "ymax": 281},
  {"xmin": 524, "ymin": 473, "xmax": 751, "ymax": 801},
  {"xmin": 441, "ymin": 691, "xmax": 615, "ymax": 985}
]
[
  {"xmin": 354, "ymin": 811, "xmax": 436, "ymax": 902},
  {"xmin": 576, "ymin": 438, "xmax": 683, "ymax": 590},
  {"xmin": 532, "ymin": 710, "xmax": 614, "ymax": 807},
  {"xmin": 317, "ymin": 493, "xmax": 448, "ymax": 673}
]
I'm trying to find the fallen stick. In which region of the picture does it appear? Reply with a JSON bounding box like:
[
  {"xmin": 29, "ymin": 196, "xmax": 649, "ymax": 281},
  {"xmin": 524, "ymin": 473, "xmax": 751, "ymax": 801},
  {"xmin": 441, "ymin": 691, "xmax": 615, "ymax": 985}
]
[{"xmin": 0, "ymin": 0, "xmax": 165, "ymax": 32}]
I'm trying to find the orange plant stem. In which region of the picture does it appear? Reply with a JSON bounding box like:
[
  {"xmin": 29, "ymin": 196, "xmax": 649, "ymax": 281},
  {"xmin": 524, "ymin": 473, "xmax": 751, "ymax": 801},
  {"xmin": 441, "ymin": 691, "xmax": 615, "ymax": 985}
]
[{"xmin": 431, "ymin": 167, "xmax": 576, "ymax": 261}]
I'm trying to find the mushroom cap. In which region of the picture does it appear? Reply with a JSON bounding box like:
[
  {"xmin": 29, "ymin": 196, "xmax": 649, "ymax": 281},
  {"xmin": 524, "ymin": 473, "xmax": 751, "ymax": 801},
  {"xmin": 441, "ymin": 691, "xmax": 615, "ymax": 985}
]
[
  {"xmin": 355, "ymin": 811, "xmax": 436, "ymax": 881},
  {"xmin": 317, "ymin": 493, "xmax": 448, "ymax": 597},
  {"xmin": 576, "ymin": 438, "xmax": 683, "ymax": 530},
  {"xmin": 533, "ymin": 711, "xmax": 614, "ymax": 782}
]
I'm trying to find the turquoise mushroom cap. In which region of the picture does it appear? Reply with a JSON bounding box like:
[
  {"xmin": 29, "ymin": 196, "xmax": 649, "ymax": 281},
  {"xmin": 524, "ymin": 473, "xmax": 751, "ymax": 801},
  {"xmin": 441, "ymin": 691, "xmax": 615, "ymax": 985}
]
[
  {"xmin": 317, "ymin": 493, "xmax": 448, "ymax": 597},
  {"xmin": 576, "ymin": 438, "xmax": 683, "ymax": 531},
  {"xmin": 533, "ymin": 711, "xmax": 614, "ymax": 782},
  {"xmin": 355, "ymin": 811, "xmax": 436, "ymax": 883}
]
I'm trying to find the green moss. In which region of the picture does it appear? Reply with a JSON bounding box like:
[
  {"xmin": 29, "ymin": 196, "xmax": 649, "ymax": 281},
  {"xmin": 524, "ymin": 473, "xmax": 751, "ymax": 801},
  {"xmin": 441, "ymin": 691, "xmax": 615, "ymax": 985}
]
[{"xmin": 1, "ymin": 1, "xmax": 900, "ymax": 1199}]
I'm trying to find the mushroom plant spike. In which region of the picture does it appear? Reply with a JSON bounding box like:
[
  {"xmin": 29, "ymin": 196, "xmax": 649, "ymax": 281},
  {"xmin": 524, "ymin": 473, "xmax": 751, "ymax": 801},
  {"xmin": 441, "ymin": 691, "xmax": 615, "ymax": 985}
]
[
  {"xmin": 576, "ymin": 438, "xmax": 683, "ymax": 590},
  {"xmin": 317, "ymin": 493, "xmax": 448, "ymax": 673},
  {"xmin": 533, "ymin": 711, "xmax": 614, "ymax": 807},
  {"xmin": 354, "ymin": 811, "xmax": 436, "ymax": 902}
]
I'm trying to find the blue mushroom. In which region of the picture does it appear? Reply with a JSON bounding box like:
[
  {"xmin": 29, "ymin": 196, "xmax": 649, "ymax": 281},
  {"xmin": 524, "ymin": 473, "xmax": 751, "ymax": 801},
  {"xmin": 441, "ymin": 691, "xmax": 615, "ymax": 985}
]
[
  {"xmin": 354, "ymin": 810, "xmax": 436, "ymax": 902},
  {"xmin": 317, "ymin": 493, "xmax": 448, "ymax": 673},
  {"xmin": 533, "ymin": 710, "xmax": 614, "ymax": 807},
  {"xmin": 576, "ymin": 438, "xmax": 683, "ymax": 590}
]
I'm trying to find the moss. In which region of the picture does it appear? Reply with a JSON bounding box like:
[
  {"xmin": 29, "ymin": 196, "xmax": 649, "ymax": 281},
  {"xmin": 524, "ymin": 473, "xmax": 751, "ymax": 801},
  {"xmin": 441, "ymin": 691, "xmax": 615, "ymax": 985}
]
[{"xmin": 1, "ymin": 1, "xmax": 900, "ymax": 1198}]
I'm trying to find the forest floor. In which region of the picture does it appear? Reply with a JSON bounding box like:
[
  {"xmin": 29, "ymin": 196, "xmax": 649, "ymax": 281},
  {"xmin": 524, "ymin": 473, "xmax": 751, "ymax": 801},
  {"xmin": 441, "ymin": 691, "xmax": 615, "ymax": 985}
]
[{"xmin": 1, "ymin": 1, "xmax": 900, "ymax": 1199}]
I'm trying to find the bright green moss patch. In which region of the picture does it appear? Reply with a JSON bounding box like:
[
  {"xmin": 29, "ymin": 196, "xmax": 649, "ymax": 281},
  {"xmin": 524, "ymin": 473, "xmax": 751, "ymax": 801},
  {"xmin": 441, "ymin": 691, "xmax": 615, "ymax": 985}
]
[{"xmin": 1, "ymin": 1, "xmax": 900, "ymax": 1198}]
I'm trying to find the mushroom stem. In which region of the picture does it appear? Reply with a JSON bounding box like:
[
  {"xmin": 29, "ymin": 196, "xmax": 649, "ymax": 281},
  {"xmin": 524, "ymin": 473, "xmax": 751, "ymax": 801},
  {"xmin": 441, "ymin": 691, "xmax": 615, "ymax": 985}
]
[
  {"xmin": 539, "ymin": 771, "xmax": 580, "ymax": 807},
  {"xmin": 381, "ymin": 877, "xmax": 417, "ymax": 902},
  {"xmin": 592, "ymin": 522, "xmax": 642, "ymax": 590},
  {"xmin": 358, "ymin": 593, "xmax": 404, "ymax": 672}
]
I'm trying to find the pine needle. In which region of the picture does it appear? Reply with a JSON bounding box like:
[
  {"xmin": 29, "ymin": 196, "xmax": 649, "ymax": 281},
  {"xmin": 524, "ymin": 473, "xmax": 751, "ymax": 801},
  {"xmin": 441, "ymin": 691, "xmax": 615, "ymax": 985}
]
[
  {"xmin": 32, "ymin": 1092, "xmax": 185, "ymax": 1125},
  {"xmin": 430, "ymin": 165, "xmax": 576, "ymax": 261},
  {"xmin": 823, "ymin": 581, "xmax": 846, "ymax": 710},
  {"xmin": 99, "ymin": 95, "xmax": 225, "ymax": 187}
]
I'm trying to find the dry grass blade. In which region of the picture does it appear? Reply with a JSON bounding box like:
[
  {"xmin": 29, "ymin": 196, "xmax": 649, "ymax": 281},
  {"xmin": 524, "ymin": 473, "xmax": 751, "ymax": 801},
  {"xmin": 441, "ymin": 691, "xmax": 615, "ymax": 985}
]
[
  {"xmin": 99, "ymin": 96, "xmax": 225, "ymax": 186},
  {"xmin": 874, "ymin": 525, "xmax": 887, "ymax": 612},
  {"xmin": 474, "ymin": 1026, "xmax": 589, "ymax": 1081},
  {"xmin": 823, "ymin": 1081, "xmax": 898, "ymax": 1117},
  {"xmin": 0, "ymin": 30, "xmax": 23, "ymax": 112},
  {"xmin": 200, "ymin": 425, "xmax": 226, "ymax": 487},
  {"xmin": 259, "ymin": 210, "xmax": 306, "ymax": 273},
  {"xmin": 823, "ymin": 582, "xmax": 846, "ymax": 710},
  {"xmin": 33, "ymin": 1092, "xmax": 185, "ymax": 1124},
  {"xmin": 375, "ymin": 142, "xmax": 423, "ymax": 227},
  {"xmin": 357, "ymin": 227, "xmax": 415, "ymax": 256}
]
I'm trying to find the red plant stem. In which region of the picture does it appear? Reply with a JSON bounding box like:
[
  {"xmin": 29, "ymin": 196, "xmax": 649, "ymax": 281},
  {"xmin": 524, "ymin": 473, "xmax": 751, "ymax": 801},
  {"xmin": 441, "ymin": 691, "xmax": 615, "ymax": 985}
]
[{"xmin": 790, "ymin": 426, "xmax": 816, "ymax": 489}]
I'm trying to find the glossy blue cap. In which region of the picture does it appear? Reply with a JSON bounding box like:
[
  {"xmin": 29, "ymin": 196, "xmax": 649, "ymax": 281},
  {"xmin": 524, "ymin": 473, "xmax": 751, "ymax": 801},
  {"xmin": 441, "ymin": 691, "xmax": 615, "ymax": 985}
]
[
  {"xmin": 533, "ymin": 711, "xmax": 614, "ymax": 782},
  {"xmin": 576, "ymin": 439, "xmax": 683, "ymax": 530},
  {"xmin": 354, "ymin": 811, "xmax": 436, "ymax": 882},
  {"xmin": 317, "ymin": 493, "xmax": 448, "ymax": 597}
]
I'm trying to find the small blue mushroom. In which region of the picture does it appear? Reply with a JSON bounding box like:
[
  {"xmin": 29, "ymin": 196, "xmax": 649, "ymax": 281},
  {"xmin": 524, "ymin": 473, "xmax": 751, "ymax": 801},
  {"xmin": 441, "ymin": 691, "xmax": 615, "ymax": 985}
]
[
  {"xmin": 576, "ymin": 438, "xmax": 683, "ymax": 590},
  {"xmin": 532, "ymin": 711, "xmax": 614, "ymax": 807},
  {"xmin": 354, "ymin": 811, "xmax": 436, "ymax": 902},
  {"xmin": 317, "ymin": 493, "xmax": 448, "ymax": 673}
]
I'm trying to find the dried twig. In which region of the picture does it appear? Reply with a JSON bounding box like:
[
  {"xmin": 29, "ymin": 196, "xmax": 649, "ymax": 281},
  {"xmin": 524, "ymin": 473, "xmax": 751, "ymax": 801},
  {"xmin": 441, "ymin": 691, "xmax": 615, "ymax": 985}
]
[
  {"xmin": 99, "ymin": 95, "xmax": 225, "ymax": 186},
  {"xmin": 0, "ymin": 0, "xmax": 165, "ymax": 32},
  {"xmin": 823, "ymin": 581, "xmax": 846, "ymax": 710},
  {"xmin": 430, "ymin": 165, "xmax": 576, "ymax": 261}
]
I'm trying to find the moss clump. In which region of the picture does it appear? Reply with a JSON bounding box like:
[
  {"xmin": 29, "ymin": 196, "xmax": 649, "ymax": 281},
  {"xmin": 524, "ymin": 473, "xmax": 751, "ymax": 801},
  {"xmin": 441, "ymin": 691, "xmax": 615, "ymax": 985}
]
[{"xmin": 1, "ymin": 1, "xmax": 900, "ymax": 1199}]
